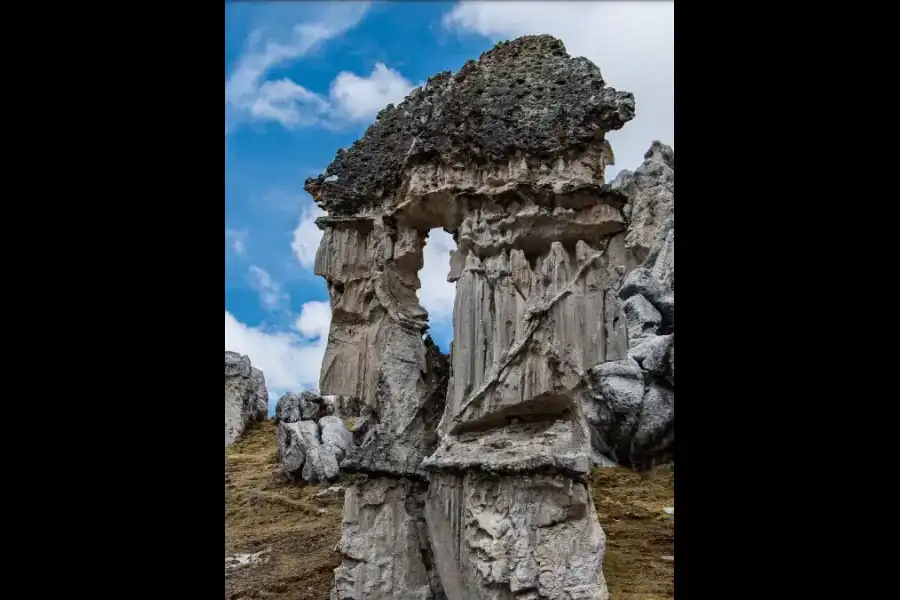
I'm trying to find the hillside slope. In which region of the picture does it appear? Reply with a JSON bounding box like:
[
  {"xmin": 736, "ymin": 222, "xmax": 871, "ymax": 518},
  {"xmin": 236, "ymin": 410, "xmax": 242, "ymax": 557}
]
[
  {"xmin": 225, "ymin": 421, "xmax": 349, "ymax": 600},
  {"xmin": 225, "ymin": 421, "xmax": 674, "ymax": 600}
]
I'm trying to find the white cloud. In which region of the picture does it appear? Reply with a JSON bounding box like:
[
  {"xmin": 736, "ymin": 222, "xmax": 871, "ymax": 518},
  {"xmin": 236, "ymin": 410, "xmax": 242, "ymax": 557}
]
[
  {"xmin": 443, "ymin": 1, "xmax": 674, "ymax": 179},
  {"xmin": 225, "ymin": 301, "xmax": 332, "ymax": 409},
  {"xmin": 330, "ymin": 63, "xmax": 415, "ymax": 122},
  {"xmin": 249, "ymin": 78, "xmax": 331, "ymax": 128},
  {"xmin": 418, "ymin": 229, "xmax": 457, "ymax": 325},
  {"xmin": 225, "ymin": 3, "xmax": 371, "ymax": 130},
  {"xmin": 225, "ymin": 5, "xmax": 415, "ymax": 132},
  {"xmin": 225, "ymin": 228, "xmax": 249, "ymax": 256},
  {"xmin": 248, "ymin": 265, "xmax": 289, "ymax": 311},
  {"xmin": 291, "ymin": 202, "xmax": 326, "ymax": 268},
  {"xmin": 295, "ymin": 300, "xmax": 332, "ymax": 339}
]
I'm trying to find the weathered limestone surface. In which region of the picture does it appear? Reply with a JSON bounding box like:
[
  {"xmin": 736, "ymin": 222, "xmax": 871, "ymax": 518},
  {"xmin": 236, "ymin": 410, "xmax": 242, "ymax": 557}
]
[
  {"xmin": 304, "ymin": 34, "xmax": 672, "ymax": 600},
  {"xmin": 581, "ymin": 141, "xmax": 674, "ymax": 470},
  {"xmin": 426, "ymin": 473, "xmax": 607, "ymax": 600},
  {"xmin": 611, "ymin": 142, "xmax": 674, "ymax": 264},
  {"xmin": 275, "ymin": 390, "xmax": 358, "ymax": 484},
  {"xmin": 225, "ymin": 351, "xmax": 268, "ymax": 446},
  {"xmin": 331, "ymin": 477, "xmax": 443, "ymax": 600}
]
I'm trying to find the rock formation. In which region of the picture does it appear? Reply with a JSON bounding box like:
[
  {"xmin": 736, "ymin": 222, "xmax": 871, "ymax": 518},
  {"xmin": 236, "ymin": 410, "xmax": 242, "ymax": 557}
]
[
  {"xmin": 583, "ymin": 145, "xmax": 675, "ymax": 471},
  {"xmin": 303, "ymin": 35, "xmax": 673, "ymax": 600},
  {"xmin": 275, "ymin": 390, "xmax": 359, "ymax": 484},
  {"xmin": 225, "ymin": 350, "xmax": 268, "ymax": 446}
]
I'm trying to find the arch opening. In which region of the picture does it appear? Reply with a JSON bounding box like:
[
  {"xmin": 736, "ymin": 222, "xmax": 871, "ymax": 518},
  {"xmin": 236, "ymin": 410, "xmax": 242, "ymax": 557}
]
[{"xmin": 416, "ymin": 228, "xmax": 457, "ymax": 353}]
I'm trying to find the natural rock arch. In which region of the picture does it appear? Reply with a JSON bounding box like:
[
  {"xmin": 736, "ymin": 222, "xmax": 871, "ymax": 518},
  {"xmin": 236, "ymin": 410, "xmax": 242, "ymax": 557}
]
[{"xmin": 304, "ymin": 35, "xmax": 674, "ymax": 600}]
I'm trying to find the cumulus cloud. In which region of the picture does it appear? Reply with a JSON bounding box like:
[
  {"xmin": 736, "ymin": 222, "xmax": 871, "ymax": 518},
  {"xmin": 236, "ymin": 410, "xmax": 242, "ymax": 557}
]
[
  {"xmin": 443, "ymin": 1, "xmax": 674, "ymax": 179},
  {"xmin": 224, "ymin": 2, "xmax": 371, "ymax": 130},
  {"xmin": 247, "ymin": 265, "xmax": 289, "ymax": 311},
  {"xmin": 224, "ymin": 301, "xmax": 332, "ymax": 410},
  {"xmin": 291, "ymin": 202, "xmax": 326, "ymax": 268},
  {"xmin": 418, "ymin": 229, "xmax": 457, "ymax": 325},
  {"xmin": 225, "ymin": 3, "xmax": 415, "ymax": 132},
  {"xmin": 295, "ymin": 300, "xmax": 332, "ymax": 339},
  {"xmin": 330, "ymin": 63, "xmax": 415, "ymax": 122},
  {"xmin": 248, "ymin": 79, "xmax": 331, "ymax": 128},
  {"xmin": 225, "ymin": 228, "xmax": 249, "ymax": 256}
]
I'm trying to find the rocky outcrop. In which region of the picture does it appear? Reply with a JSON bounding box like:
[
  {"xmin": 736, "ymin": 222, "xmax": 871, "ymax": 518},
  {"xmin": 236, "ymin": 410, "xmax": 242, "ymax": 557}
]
[
  {"xmin": 275, "ymin": 390, "xmax": 357, "ymax": 484},
  {"xmin": 425, "ymin": 473, "xmax": 608, "ymax": 600},
  {"xmin": 611, "ymin": 142, "xmax": 674, "ymax": 264},
  {"xmin": 304, "ymin": 34, "xmax": 672, "ymax": 600},
  {"xmin": 583, "ymin": 148, "xmax": 675, "ymax": 471},
  {"xmin": 225, "ymin": 351, "xmax": 268, "ymax": 446},
  {"xmin": 331, "ymin": 477, "xmax": 441, "ymax": 600}
]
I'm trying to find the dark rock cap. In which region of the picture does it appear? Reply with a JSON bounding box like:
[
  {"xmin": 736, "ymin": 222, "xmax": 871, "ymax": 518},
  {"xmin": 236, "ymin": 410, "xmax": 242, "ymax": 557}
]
[{"xmin": 304, "ymin": 34, "xmax": 635, "ymax": 216}]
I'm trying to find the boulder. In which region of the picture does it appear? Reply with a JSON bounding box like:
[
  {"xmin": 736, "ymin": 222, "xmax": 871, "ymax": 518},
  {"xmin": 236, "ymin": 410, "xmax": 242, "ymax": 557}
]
[{"xmin": 225, "ymin": 351, "xmax": 268, "ymax": 446}]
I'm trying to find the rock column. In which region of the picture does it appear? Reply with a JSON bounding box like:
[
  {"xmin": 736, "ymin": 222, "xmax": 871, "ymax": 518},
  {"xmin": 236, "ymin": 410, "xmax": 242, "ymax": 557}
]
[{"xmin": 312, "ymin": 214, "xmax": 448, "ymax": 599}]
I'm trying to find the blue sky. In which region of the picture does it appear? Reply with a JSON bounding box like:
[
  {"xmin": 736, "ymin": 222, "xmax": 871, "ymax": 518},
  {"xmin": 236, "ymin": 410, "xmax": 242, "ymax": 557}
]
[{"xmin": 224, "ymin": 1, "xmax": 674, "ymax": 410}]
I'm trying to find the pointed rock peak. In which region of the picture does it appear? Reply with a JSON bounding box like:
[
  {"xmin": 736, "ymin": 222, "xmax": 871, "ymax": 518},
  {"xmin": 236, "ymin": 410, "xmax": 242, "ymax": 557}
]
[{"xmin": 644, "ymin": 140, "xmax": 674, "ymax": 169}]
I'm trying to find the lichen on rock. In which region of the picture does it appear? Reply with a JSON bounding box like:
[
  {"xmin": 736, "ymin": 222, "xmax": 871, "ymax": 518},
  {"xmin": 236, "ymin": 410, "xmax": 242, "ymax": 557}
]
[{"xmin": 305, "ymin": 34, "xmax": 634, "ymax": 218}]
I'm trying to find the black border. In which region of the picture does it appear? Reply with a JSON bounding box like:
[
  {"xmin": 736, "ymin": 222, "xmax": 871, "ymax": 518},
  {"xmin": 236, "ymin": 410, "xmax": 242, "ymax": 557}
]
[
  {"xmin": 674, "ymin": 1, "xmax": 824, "ymax": 596},
  {"xmin": 72, "ymin": 1, "xmax": 226, "ymax": 595}
]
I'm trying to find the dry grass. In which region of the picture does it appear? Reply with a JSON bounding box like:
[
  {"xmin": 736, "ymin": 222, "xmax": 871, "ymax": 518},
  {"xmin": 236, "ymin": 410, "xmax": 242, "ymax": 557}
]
[
  {"xmin": 590, "ymin": 465, "xmax": 675, "ymax": 600},
  {"xmin": 225, "ymin": 421, "xmax": 674, "ymax": 600},
  {"xmin": 225, "ymin": 420, "xmax": 349, "ymax": 600}
]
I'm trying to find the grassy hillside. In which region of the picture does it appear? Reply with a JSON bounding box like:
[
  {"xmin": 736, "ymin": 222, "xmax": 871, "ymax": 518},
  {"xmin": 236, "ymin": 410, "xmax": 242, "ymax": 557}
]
[
  {"xmin": 589, "ymin": 465, "xmax": 675, "ymax": 599},
  {"xmin": 225, "ymin": 421, "xmax": 674, "ymax": 600},
  {"xmin": 225, "ymin": 420, "xmax": 348, "ymax": 600}
]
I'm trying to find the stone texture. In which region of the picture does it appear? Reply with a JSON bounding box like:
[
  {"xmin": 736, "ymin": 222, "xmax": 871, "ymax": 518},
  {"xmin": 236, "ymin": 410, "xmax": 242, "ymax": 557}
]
[
  {"xmin": 613, "ymin": 141, "xmax": 674, "ymax": 264},
  {"xmin": 582, "ymin": 211, "xmax": 675, "ymax": 470},
  {"xmin": 426, "ymin": 473, "xmax": 608, "ymax": 600},
  {"xmin": 277, "ymin": 390, "xmax": 365, "ymax": 426},
  {"xmin": 320, "ymin": 415, "xmax": 353, "ymax": 462},
  {"xmin": 276, "ymin": 416, "xmax": 352, "ymax": 484},
  {"xmin": 250, "ymin": 368, "xmax": 268, "ymax": 418},
  {"xmin": 306, "ymin": 35, "xmax": 634, "ymax": 218},
  {"xmin": 225, "ymin": 351, "xmax": 251, "ymax": 379},
  {"xmin": 225, "ymin": 351, "xmax": 268, "ymax": 446},
  {"xmin": 422, "ymin": 417, "xmax": 593, "ymax": 475},
  {"xmin": 275, "ymin": 392, "xmax": 302, "ymax": 424},
  {"xmin": 322, "ymin": 395, "xmax": 367, "ymax": 420},
  {"xmin": 299, "ymin": 390, "xmax": 322, "ymax": 421},
  {"xmin": 275, "ymin": 389, "xmax": 358, "ymax": 483},
  {"xmin": 335, "ymin": 335, "xmax": 450, "ymax": 478},
  {"xmin": 331, "ymin": 477, "xmax": 443, "ymax": 600},
  {"xmin": 622, "ymin": 294, "xmax": 661, "ymax": 347},
  {"xmin": 442, "ymin": 235, "xmax": 633, "ymax": 439},
  {"xmin": 634, "ymin": 334, "xmax": 672, "ymax": 377},
  {"xmin": 302, "ymin": 34, "xmax": 673, "ymax": 600}
]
